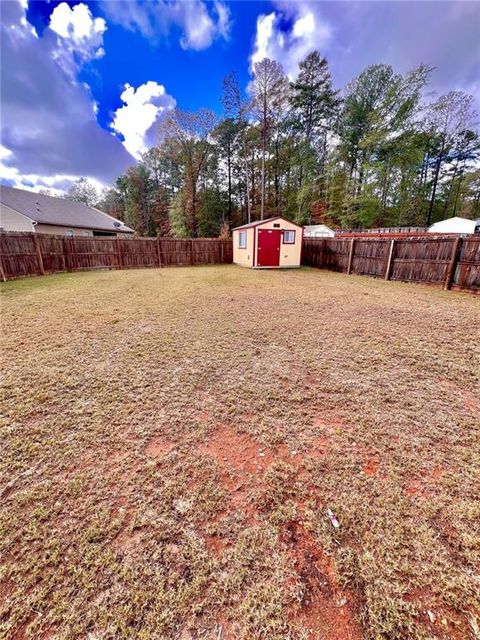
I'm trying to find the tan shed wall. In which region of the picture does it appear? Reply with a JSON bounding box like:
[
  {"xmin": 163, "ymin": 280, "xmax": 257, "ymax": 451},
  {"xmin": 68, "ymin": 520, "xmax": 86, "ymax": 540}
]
[
  {"xmin": 0, "ymin": 204, "xmax": 35, "ymax": 232},
  {"xmin": 233, "ymin": 228, "xmax": 254, "ymax": 267},
  {"xmin": 255, "ymin": 219, "xmax": 302, "ymax": 267}
]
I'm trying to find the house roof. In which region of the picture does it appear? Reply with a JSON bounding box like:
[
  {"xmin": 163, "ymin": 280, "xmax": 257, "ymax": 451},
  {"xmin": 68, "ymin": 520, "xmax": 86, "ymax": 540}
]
[
  {"xmin": 0, "ymin": 185, "xmax": 134, "ymax": 234},
  {"xmin": 233, "ymin": 216, "xmax": 303, "ymax": 231}
]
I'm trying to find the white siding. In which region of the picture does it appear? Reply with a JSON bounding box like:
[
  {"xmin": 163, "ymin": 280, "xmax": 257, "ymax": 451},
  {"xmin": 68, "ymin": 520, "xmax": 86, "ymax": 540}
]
[{"xmin": 34, "ymin": 224, "xmax": 94, "ymax": 236}]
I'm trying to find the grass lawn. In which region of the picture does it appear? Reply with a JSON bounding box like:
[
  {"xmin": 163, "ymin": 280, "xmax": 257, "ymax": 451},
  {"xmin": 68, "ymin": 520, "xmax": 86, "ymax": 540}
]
[{"xmin": 1, "ymin": 266, "xmax": 479, "ymax": 640}]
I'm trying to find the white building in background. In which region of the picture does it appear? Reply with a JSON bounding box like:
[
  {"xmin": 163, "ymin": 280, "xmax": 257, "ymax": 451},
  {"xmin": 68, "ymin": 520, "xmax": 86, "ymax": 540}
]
[
  {"xmin": 428, "ymin": 216, "xmax": 480, "ymax": 235},
  {"xmin": 303, "ymin": 224, "xmax": 335, "ymax": 238}
]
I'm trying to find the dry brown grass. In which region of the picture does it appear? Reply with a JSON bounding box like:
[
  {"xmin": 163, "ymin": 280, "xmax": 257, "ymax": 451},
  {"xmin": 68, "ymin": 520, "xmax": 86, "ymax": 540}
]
[{"xmin": 0, "ymin": 266, "xmax": 479, "ymax": 640}]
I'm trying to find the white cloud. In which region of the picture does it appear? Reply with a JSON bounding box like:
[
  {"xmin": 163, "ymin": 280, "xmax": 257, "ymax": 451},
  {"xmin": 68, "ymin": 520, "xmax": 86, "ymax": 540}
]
[
  {"xmin": 250, "ymin": 2, "xmax": 331, "ymax": 78},
  {"xmin": 101, "ymin": 0, "xmax": 230, "ymax": 50},
  {"xmin": 1, "ymin": 0, "xmax": 134, "ymax": 192},
  {"xmin": 215, "ymin": 1, "xmax": 231, "ymax": 40},
  {"xmin": 111, "ymin": 82, "xmax": 176, "ymax": 159},
  {"xmin": 49, "ymin": 2, "xmax": 106, "ymax": 71},
  {"xmin": 0, "ymin": 151, "xmax": 106, "ymax": 195},
  {"xmin": 179, "ymin": 2, "xmax": 216, "ymax": 50},
  {"xmin": 49, "ymin": 2, "xmax": 106, "ymax": 43}
]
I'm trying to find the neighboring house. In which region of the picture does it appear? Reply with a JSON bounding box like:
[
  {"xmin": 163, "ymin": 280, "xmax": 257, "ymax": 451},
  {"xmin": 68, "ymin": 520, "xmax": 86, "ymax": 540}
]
[
  {"xmin": 0, "ymin": 185, "xmax": 134, "ymax": 236},
  {"xmin": 232, "ymin": 216, "xmax": 302, "ymax": 268},
  {"xmin": 428, "ymin": 216, "xmax": 480, "ymax": 235},
  {"xmin": 303, "ymin": 224, "xmax": 335, "ymax": 238}
]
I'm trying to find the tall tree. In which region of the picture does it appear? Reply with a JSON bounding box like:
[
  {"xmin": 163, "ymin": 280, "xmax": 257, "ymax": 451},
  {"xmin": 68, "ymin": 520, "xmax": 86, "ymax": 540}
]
[
  {"xmin": 290, "ymin": 51, "xmax": 339, "ymax": 147},
  {"xmin": 424, "ymin": 92, "xmax": 477, "ymax": 224},
  {"xmin": 336, "ymin": 64, "xmax": 431, "ymax": 226},
  {"xmin": 212, "ymin": 118, "xmax": 240, "ymax": 222},
  {"xmin": 222, "ymin": 72, "xmax": 253, "ymax": 222},
  {"xmin": 250, "ymin": 58, "xmax": 288, "ymax": 219},
  {"xmin": 290, "ymin": 51, "xmax": 340, "ymax": 221},
  {"xmin": 162, "ymin": 108, "xmax": 218, "ymax": 236}
]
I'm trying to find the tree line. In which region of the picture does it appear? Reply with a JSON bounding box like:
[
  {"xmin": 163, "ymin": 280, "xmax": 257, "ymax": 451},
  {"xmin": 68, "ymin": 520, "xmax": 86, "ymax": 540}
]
[{"xmin": 66, "ymin": 53, "xmax": 480, "ymax": 236}]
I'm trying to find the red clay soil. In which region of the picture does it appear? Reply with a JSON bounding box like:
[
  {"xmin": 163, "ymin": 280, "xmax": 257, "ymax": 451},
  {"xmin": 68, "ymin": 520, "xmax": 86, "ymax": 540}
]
[
  {"xmin": 144, "ymin": 436, "xmax": 174, "ymax": 458},
  {"xmin": 312, "ymin": 413, "xmax": 348, "ymax": 433},
  {"xmin": 406, "ymin": 588, "xmax": 474, "ymax": 640},
  {"xmin": 362, "ymin": 459, "xmax": 380, "ymax": 476},
  {"xmin": 200, "ymin": 424, "xmax": 297, "ymax": 478},
  {"xmin": 201, "ymin": 425, "xmax": 364, "ymax": 640},
  {"xmin": 282, "ymin": 520, "xmax": 363, "ymax": 640},
  {"xmin": 406, "ymin": 465, "xmax": 445, "ymax": 498},
  {"xmin": 200, "ymin": 425, "xmax": 290, "ymax": 526}
]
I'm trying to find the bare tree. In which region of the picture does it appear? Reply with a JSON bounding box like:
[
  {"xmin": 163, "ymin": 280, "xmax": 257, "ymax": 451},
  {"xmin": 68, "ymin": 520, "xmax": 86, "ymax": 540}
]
[
  {"xmin": 65, "ymin": 177, "xmax": 99, "ymax": 207},
  {"xmin": 161, "ymin": 108, "xmax": 218, "ymax": 235},
  {"xmin": 424, "ymin": 92, "xmax": 477, "ymax": 224},
  {"xmin": 222, "ymin": 72, "xmax": 253, "ymax": 223},
  {"xmin": 250, "ymin": 58, "xmax": 288, "ymax": 219}
]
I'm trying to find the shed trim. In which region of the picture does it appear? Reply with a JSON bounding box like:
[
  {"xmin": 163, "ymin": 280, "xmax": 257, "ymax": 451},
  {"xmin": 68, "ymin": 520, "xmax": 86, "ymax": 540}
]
[{"xmin": 232, "ymin": 216, "xmax": 303, "ymax": 231}]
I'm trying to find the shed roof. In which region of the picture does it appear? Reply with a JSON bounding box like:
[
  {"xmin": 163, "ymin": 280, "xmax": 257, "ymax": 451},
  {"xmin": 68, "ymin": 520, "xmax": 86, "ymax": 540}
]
[
  {"xmin": 428, "ymin": 216, "xmax": 480, "ymax": 234},
  {"xmin": 0, "ymin": 185, "xmax": 134, "ymax": 234},
  {"xmin": 232, "ymin": 216, "xmax": 302, "ymax": 231},
  {"xmin": 303, "ymin": 224, "xmax": 334, "ymax": 235}
]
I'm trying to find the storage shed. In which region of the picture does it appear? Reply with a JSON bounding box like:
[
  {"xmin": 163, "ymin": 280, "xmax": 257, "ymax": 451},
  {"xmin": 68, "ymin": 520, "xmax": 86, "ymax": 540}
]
[
  {"xmin": 232, "ymin": 217, "xmax": 302, "ymax": 268},
  {"xmin": 303, "ymin": 224, "xmax": 335, "ymax": 238},
  {"xmin": 428, "ymin": 216, "xmax": 480, "ymax": 235}
]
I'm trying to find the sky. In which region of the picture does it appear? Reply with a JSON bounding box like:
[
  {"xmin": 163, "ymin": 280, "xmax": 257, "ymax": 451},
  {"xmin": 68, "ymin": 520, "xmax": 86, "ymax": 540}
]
[{"xmin": 1, "ymin": 0, "xmax": 479, "ymax": 194}]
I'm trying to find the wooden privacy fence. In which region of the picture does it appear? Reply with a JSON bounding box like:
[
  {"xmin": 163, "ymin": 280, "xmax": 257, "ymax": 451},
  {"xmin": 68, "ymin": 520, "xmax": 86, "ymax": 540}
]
[
  {"xmin": 302, "ymin": 236, "xmax": 480, "ymax": 293},
  {"xmin": 0, "ymin": 233, "xmax": 233, "ymax": 281},
  {"xmin": 2, "ymin": 231, "xmax": 479, "ymax": 294}
]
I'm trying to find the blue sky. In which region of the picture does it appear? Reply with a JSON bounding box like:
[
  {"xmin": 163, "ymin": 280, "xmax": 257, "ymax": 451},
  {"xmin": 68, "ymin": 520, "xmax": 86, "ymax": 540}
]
[{"xmin": 1, "ymin": 0, "xmax": 479, "ymax": 193}]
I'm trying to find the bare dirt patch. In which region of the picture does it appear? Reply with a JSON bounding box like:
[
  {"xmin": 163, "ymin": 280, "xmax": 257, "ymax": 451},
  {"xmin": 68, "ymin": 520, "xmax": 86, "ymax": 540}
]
[
  {"xmin": 284, "ymin": 520, "xmax": 363, "ymax": 640},
  {"xmin": 144, "ymin": 435, "xmax": 174, "ymax": 458}
]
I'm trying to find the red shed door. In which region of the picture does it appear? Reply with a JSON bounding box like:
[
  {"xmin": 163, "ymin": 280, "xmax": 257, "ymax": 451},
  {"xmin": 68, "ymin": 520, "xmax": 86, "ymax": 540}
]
[{"xmin": 257, "ymin": 229, "xmax": 281, "ymax": 267}]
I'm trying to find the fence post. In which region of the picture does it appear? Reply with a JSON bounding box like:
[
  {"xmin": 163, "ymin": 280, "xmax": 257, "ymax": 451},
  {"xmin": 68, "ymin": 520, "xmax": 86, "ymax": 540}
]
[
  {"xmin": 190, "ymin": 239, "xmax": 194, "ymax": 266},
  {"xmin": 157, "ymin": 238, "xmax": 163, "ymax": 268},
  {"xmin": 0, "ymin": 238, "xmax": 6, "ymax": 281},
  {"xmin": 62, "ymin": 236, "xmax": 71, "ymax": 272},
  {"xmin": 347, "ymin": 238, "xmax": 355, "ymax": 274},
  {"xmin": 117, "ymin": 237, "xmax": 124, "ymax": 269},
  {"xmin": 32, "ymin": 233, "xmax": 45, "ymax": 276},
  {"xmin": 385, "ymin": 239, "xmax": 395, "ymax": 280},
  {"xmin": 444, "ymin": 237, "xmax": 461, "ymax": 290}
]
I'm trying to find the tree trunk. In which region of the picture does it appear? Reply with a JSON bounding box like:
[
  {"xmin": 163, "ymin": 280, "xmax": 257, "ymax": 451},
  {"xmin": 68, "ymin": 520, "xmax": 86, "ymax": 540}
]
[
  {"xmin": 274, "ymin": 134, "xmax": 279, "ymax": 212},
  {"xmin": 452, "ymin": 163, "xmax": 466, "ymax": 217},
  {"xmin": 427, "ymin": 138, "xmax": 446, "ymax": 226},
  {"xmin": 244, "ymin": 155, "xmax": 251, "ymax": 224},
  {"xmin": 442, "ymin": 162, "xmax": 459, "ymax": 217},
  {"xmin": 261, "ymin": 95, "xmax": 267, "ymax": 220},
  {"xmin": 261, "ymin": 141, "xmax": 266, "ymax": 219},
  {"xmin": 427, "ymin": 156, "xmax": 442, "ymax": 226},
  {"xmin": 185, "ymin": 169, "xmax": 197, "ymax": 237},
  {"xmin": 227, "ymin": 143, "xmax": 232, "ymax": 222}
]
